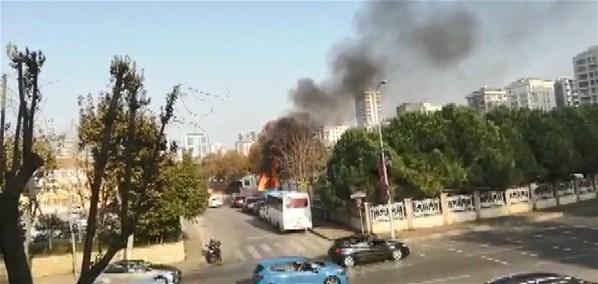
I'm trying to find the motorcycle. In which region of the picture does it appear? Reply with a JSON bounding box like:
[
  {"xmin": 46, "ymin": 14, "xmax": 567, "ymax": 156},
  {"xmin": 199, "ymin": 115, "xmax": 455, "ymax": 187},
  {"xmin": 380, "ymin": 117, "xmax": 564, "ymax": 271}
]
[{"xmin": 206, "ymin": 240, "xmax": 222, "ymax": 265}]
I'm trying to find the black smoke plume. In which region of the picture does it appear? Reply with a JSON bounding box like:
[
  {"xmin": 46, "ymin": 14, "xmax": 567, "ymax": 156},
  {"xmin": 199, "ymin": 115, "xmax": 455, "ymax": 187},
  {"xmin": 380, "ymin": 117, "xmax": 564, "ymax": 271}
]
[{"xmin": 288, "ymin": 1, "xmax": 596, "ymax": 124}]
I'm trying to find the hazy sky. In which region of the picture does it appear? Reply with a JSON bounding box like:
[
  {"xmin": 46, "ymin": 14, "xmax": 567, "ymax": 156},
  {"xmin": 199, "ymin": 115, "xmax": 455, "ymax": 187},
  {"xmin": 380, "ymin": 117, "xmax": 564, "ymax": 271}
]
[{"xmin": 1, "ymin": 1, "xmax": 596, "ymax": 147}]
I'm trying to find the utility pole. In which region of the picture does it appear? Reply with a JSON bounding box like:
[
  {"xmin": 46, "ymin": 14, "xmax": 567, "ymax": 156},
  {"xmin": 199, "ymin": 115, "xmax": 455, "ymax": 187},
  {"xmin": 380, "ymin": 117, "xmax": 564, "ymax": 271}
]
[
  {"xmin": 375, "ymin": 80, "xmax": 396, "ymax": 239},
  {"xmin": 0, "ymin": 73, "xmax": 7, "ymax": 183}
]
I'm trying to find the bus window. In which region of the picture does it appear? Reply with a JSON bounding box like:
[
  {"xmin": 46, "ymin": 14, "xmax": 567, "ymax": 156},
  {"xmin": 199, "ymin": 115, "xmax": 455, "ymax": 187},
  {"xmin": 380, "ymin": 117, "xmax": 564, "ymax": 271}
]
[{"xmin": 286, "ymin": 198, "xmax": 308, "ymax": 208}]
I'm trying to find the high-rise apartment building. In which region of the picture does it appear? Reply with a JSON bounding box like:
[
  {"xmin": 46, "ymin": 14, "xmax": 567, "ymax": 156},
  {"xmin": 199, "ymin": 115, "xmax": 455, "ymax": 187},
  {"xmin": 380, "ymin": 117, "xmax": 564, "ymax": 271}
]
[
  {"xmin": 356, "ymin": 91, "xmax": 382, "ymax": 128},
  {"xmin": 235, "ymin": 131, "xmax": 257, "ymax": 156},
  {"xmin": 554, "ymin": 77, "xmax": 579, "ymax": 108},
  {"xmin": 507, "ymin": 78, "xmax": 555, "ymax": 111},
  {"xmin": 573, "ymin": 45, "xmax": 598, "ymax": 105},
  {"xmin": 396, "ymin": 102, "xmax": 442, "ymax": 116},
  {"xmin": 185, "ymin": 132, "xmax": 210, "ymax": 159},
  {"xmin": 317, "ymin": 125, "xmax": 350, "ymax": 147},
  {"xmin": 466, "ymin": 86, "xmax": 509, "ymax": 113}
]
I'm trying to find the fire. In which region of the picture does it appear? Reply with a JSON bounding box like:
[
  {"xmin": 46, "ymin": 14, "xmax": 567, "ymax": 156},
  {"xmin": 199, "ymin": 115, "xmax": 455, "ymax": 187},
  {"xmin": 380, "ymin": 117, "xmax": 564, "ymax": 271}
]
[{"xmin": 257, "ymin": 158, "xmax": 280, "ymax": 191}]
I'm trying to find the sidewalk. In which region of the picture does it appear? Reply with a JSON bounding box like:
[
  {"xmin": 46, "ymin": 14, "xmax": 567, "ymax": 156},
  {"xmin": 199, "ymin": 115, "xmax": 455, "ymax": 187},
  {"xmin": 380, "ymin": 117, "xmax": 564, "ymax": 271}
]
[{"xmin": 309, "ymin": 199, "xmax": 598, "ymax": 242}]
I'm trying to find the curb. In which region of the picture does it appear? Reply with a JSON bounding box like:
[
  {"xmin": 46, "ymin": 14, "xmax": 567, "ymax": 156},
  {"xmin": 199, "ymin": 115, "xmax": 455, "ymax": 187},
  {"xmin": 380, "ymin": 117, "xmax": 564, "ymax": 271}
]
[
  {"xmin": 308, "ymin": 228, "xmax": 338, "ymax": 241},
  {"xmin": 307, "ymin": 211, "xmax": 565, "ymax": 243}
]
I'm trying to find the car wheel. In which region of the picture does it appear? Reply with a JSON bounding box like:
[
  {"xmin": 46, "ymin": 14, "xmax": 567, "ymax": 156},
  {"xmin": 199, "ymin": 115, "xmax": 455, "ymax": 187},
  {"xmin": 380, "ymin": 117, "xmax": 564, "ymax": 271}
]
[
  {"xmin": 343, "ymin": 255, "xmax": 355, "ymax": 267},
  {"xmin": 392, "ymin": 249, "xmax": 403, "ymax": 261},
  {"xmin": 323, "ymin": 276, "xmax": 340, "ymax": 284}
]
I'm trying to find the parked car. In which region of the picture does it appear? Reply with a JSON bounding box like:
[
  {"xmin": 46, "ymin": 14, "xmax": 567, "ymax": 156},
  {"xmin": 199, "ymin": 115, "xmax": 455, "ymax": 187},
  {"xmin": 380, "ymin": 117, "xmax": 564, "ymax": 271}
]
[
  {"xmin": 93, "ymin": 260, "xmax": 181, "ymax": 284},
  {"xmin": 209, "ymin": 195, "xmax": 224, "ymax": 208},
  {"xmin": 485, "ymin": 272, "xmax": 595, "ymax": 284},
  {"xmin": 252, "ymin": 200, "xmax": 265, "ymax": 215},
  {"xmin": 253, "ymin": 256, "xmax": 347, "ymax": 284},
  {"xmin": 231, "ymin": 196, "xmax": 245, "ymax": 208},
  {"xmin": 243, "ymin": 196, "xmax": 264, "ymax": 214},
  {"xmin": 327, "ymin": 234, "xmax": 409, "ymax": 267},
  {"xmin": 258, "ymin": 203, "xmax": 269, "ymax": 220}
]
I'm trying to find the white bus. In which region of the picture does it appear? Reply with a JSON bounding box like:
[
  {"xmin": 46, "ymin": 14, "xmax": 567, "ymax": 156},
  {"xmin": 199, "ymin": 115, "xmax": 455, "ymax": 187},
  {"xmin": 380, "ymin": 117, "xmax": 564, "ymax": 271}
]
[{"xmin": 263, "ymin": 191, "xmax": 312, "ymax": 232}]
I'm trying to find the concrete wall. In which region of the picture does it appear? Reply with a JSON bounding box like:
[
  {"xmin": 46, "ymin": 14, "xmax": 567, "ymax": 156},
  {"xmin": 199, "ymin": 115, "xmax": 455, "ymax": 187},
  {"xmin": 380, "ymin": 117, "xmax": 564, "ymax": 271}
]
[
  {"xmin": 412, "ymin": 215, "xmax": 444, "ymax": 229},
  {"xmin": 579, "ymin": 192, "xmax": 597, "ymax": 201},
  {"xmin": 558, "ymin": 194, "xmax": 578, "ymax": 205},
  {"xmin": 480, "ymin": 206, "xmax": 509, "ymax": 219},
  {"xmin": 31, "ymin": 241, "xmax": 185, "ymax": 278},
  {"xmin": 535, "ymin": 198, "xmax": 557, "ymax": 209},
  {"xmin": 371, "ymin": 219, "xmax": 408, "ymax": 234},
  {"xmin": 362, "ymin": 178, "xmax": 597, "ymax": 235},
  {"xmin": 447, "ymin": 211, "xmax": 477, "ymax": 224},
  {"xmin": 508, "ymin": 202, "xmax": 533, "ymax": 214}
]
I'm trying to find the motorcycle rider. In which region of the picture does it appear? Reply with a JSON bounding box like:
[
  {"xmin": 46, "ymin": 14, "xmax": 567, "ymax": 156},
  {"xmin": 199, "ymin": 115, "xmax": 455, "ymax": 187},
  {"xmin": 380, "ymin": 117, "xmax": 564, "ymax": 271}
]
[{"xmin": 206, "ymin": 237, "xmax": 222, "ymax": 264}]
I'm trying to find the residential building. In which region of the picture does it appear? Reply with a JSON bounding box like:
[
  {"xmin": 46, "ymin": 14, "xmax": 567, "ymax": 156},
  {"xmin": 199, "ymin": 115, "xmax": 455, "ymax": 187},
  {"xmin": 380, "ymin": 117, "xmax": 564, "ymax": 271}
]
[
  {"xmin": 506, "ymin": 78, "xmax": 555, "ymax": 111},
  {"xmin": 573, "ymin": 45, "xmax": 598, "ymax": 104},
  {"xmin": 466, "ymin": 86, "xmax": 508, "ymax": 113},
  {"xmin": 554, "ymin": 77, "xmax": 579, "ymax": 108},
  {"xmin": 356, "ymin": 90, "xmax": 382, "ymax": 128},
  {"xmin": 185, "ymin": 132, "xmax": 210, "ymax": 159},
  {"xmin": 210, "ymin": 142, "xmax": 224, "ymax": 155},
  {"xmin": 317, "ymin": 125, "xmax": 350, "ymax": 147},
  {"xmin": 396, "ymin": 102, "xmax": 442, "ymax": 116},
  {"xmin": 235, "ymin": 131, "xmax": 257, "ymax": 156}
]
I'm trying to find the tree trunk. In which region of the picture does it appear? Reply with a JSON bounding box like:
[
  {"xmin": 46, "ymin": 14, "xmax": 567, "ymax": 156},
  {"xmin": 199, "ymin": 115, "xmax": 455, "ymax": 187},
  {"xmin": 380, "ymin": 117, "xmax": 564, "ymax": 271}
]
[
  {"xmin": 77, "ymin": 245, "xmax": 120, "ymax": 284},
  {"xmin": 0, "ymin": 193, "xmax": 33, "ymax": 284}
]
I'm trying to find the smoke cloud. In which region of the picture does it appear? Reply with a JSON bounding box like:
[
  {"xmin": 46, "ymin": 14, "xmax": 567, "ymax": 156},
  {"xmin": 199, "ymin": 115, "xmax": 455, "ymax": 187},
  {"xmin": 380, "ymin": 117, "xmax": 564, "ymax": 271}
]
[{"xmin": 287, "ymin": 1, "xmax": 597, "ymax": 125}]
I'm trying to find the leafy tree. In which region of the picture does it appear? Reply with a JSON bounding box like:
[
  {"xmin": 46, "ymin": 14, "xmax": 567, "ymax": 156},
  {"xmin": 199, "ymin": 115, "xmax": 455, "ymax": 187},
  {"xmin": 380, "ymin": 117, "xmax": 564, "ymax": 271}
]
[
  {"xmin": 35, "ymin": 214, "xmax": 69, "ymax": 250},
  {"xmin": 326, "ymin": 129, "xmax": 382, "ymax": 204},
  {"xmin": 201, "ymin": 150, "xmax": 250, "ymax": 183},
  {"xmin": 77, "ymin": 56, "xmax": 182, "ymax": 284},
  {"xmin": 137, "ymin": 154, "xmax": 209, "ymax": 242},
  {"xmin": 519, "ymin": 110, "xmax": 580, "ymax": 182}
]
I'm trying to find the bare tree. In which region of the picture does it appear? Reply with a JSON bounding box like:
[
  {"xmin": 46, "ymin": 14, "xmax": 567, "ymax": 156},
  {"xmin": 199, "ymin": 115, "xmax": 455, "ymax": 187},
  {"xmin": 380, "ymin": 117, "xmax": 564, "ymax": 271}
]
[
  {"xmin": 0, "ymin": 45, "xmax": 46, "ymax": 284},
  {"xmin": 281, "ymin": 125, "xmax": 326, "ymax": 195}
]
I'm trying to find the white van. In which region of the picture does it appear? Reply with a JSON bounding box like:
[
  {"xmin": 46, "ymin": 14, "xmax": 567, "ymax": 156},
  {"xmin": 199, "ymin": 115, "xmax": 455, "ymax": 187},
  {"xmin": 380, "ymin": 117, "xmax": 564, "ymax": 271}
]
[{"xmin": 208, "ymin": 195, "xmax": 223, "ymax": 208}]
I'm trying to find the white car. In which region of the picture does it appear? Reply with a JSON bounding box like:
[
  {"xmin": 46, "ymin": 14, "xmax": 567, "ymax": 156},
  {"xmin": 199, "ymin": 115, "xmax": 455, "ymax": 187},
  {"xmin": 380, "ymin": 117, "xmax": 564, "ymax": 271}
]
[
  {"xmin": 209, "ymin": 196, "xmax": 223, "ymax": 208},
  {"xmin": 94, "ymin": 260, "xmax": 181, "ymax": 284}
]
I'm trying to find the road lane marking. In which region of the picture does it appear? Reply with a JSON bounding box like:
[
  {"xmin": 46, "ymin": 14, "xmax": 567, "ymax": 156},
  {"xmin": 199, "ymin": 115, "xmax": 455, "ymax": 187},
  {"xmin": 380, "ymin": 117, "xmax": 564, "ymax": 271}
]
[
  {"xmin": 456, "ymin": 249, "xmax": 463, "ymax": 253},
  {"xmin": 273, "ymin": 242, "xmax": 284, "ymax": 249},
  {"xmin": 247, "ymin": 245, "xmax": 262, "ymax": 259},
  {"xmin": 288, "ymin": 240, "xmax": 305, "ymax": 253},
  {"xmin": 563, "ymin": 230, "xmax": 571, "ymax": 234},
  {"xmin": 260, "ymin": 244, "xmax": 273, "ymax": 255},
  {"xmin": 418, "ymin": 253, "xmax": 426, "ymax": 257},
  {"xmin": 299, "ymin": 238, "xmax": 321, "ymax": 250},
  {"xmin": 553, "ymin": 246, "xmax": 560, "ymax": 249},
  {"xmin": 234, "ymin": 250, "xmax": 246, "ymax": 262},
  {"xmin": 562, "ymin": 247, "xmax": 572, "ymax": 251},
  {"xmin": 407, "ymin": 274, "xmax": 471, "ymax": 284}
]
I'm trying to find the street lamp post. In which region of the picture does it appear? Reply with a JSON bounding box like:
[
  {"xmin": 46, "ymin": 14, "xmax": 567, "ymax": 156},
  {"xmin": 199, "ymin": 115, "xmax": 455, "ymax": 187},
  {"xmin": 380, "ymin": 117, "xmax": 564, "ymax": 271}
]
[{"xmin": 375, "ymin": 80, "xmax": 396, "ymax": 239}]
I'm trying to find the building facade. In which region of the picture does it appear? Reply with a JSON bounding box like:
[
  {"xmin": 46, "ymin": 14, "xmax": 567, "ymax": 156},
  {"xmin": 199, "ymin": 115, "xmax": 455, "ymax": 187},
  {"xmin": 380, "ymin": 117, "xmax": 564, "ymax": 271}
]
[
  {"xmin": 507, "ymin": 78, "xmax": 555, "ymax": 111},
  {"xmin": 235, "ymin": 131, "xmax": 257, "ymax": 156},
  {"xmin": 466, "ymin": 86, "xmax": 508, "ymax": 113},
  {"xmin": 396, "ymin": 102, "xmax": 442, "ymax": 116},
  {"xmin": 185, "ymin": 132, "xmax": 210, "ymax": 159},
  {"xmin": 554, "ymin": 77, "xmax": 579, "ymax": 108},
  {"xmin": 317, "ymin": 125, "xmax": 350, "ymax": 147},
  {"xmin": 573, "ymin": 45, "xmax": 598, "ymax": 105},
  {"xmin": 356, "ymin": 91, "xmax": 382, "ymax": 128}
]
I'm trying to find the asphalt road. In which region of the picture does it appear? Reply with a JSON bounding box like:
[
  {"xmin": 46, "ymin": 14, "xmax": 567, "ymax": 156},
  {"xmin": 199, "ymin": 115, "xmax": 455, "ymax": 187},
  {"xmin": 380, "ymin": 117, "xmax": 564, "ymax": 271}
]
[{"xmin": 186, "ymin": 204, "xmax": 598, "ymax": 284}]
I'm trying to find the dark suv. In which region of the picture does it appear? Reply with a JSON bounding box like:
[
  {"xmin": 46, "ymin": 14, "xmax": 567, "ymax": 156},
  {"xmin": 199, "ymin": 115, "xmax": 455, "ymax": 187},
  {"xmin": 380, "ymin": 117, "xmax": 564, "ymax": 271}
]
[
  {"xmin": 327, "ymin": 234, "xmax": 409, "ymax": 267},
  {"xmin": 486, "ymin": 273, "xmax": 596, "ymax": 284}
]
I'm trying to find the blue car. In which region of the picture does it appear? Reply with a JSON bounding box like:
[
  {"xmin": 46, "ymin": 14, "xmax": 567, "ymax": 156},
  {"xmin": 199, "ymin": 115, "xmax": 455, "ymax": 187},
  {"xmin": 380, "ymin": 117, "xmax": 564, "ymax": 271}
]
[{"xmin": 253, "ymin": 256, "xmax": 348, "ymax": 284}]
